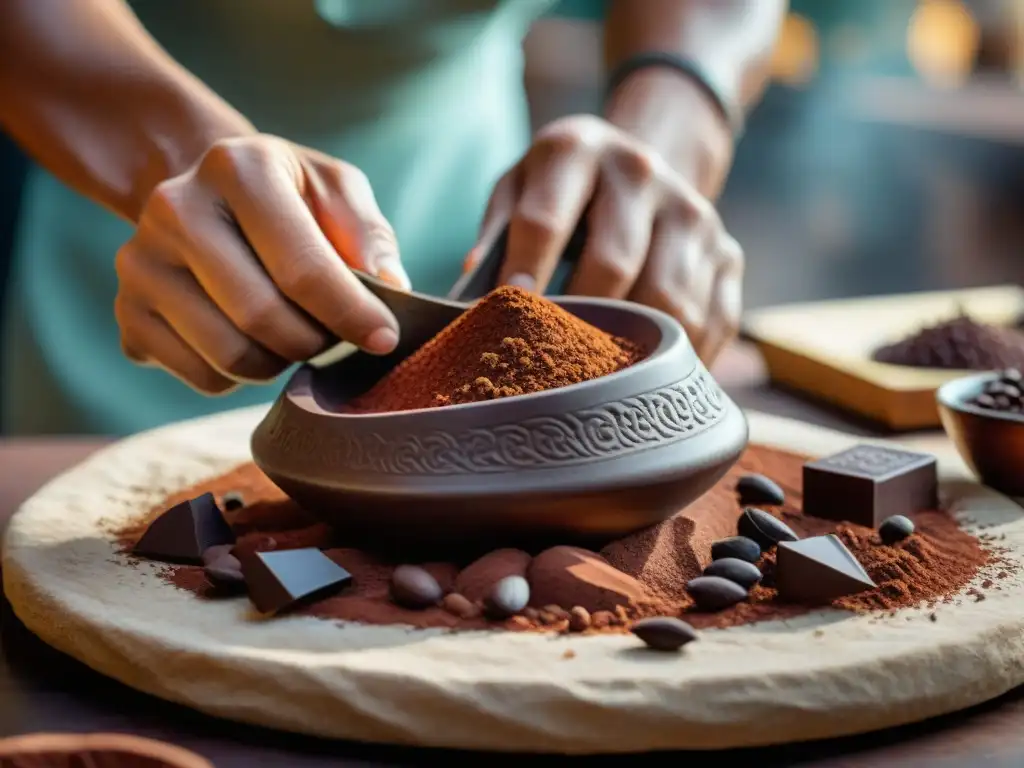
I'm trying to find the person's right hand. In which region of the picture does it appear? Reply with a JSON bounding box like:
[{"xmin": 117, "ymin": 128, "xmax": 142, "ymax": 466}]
[{"xmin": 114, "ymin": 135, "xmax": 408, "ymax": 394}]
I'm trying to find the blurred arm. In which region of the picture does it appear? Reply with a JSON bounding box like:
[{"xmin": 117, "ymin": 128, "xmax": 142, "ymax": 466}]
[
  {"xmin": 604, "ymin": 0, "xmax": 787, "ymax": 197},
  {"xmin": 0, "ymin": 0, "xmax": 255, "ymax": 223}
]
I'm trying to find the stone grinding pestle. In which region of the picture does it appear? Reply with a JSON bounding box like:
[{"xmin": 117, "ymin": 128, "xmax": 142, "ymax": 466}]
[{"xmin": 251, "ymin": 223, "xmax": 749, "ymax": 550}]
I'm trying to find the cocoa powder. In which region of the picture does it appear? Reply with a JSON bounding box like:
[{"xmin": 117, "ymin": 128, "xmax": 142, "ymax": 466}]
[
  {"xmin": 115, "ymin": 444, "xmax": 992, "ymax": 633},
  {"xmin": 345, "ymin": 286, "xmax": 642, "ymax": 412},
  {"xmin": 873, "ymin": 313, "xmax": 1024, "ymax": 370}
]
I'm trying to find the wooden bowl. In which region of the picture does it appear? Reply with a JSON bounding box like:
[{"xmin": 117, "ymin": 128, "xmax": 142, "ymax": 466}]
[
  {"xmin": 0, "ymin": 733, "xmax": 212, "ymax": 767},
  {"xmin": 251, "ymin": 296, "xmax": 749, "ymax": 551},
  {"xmin": 937, "ymin": 372, "xmax": 1024, "ymax": 497}
]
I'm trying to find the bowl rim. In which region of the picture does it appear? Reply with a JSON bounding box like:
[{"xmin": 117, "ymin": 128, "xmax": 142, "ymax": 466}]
[
  {"xmin": 292, "ymin": 295, "xmax": 689, "ymax": 421},
  {"xmin": 936, "ymin": 370, "xmax": 1024, "ymax": 424}
]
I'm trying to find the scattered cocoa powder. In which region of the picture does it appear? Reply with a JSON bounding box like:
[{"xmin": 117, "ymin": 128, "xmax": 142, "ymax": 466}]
[
  {"xmin": 345, "ymin": 286, "xmax": 642, "ymax": 412},
  {"xmin": 114, "ymin": 443, "xmax": 993, "ymax": 634},
  {"xmin": 527, "ymin": 546, "xmax": 649, "ymax": 613}
]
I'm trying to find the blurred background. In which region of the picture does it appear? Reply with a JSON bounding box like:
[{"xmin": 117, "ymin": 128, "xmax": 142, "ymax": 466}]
[
  {"xmin": 1, "ymin": 0, "xmax": 1024, "ymax": 416},
  {"xmin": 525, "ymin": 0, "xmax": 1024, "ymax": 308}
]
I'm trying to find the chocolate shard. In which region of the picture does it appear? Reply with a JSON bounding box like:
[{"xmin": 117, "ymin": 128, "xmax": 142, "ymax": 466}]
[
  {"xmin": 776, "ymin": 535, "xmax": 875, "ymax": 604},
  {"xmin": 242, "ymin": 547, "xmax": 352, "ymax": 614},
  {"xmin": 803, "ymin": 444, "xmax": 938, "ymax": 527},
  {"xmin": 133, "ymin": 493, "xmax": 235, "ymax": 564}
]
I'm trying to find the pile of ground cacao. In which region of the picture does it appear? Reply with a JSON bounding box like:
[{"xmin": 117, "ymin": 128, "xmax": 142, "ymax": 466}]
[
  {"xmin": 873, "ymin": 313, "xmax": 1024, "ymax": 370},
  {"xmin": 115, "ymin": 443, "xmax": 994, "ymax": 633},
  {"xmin": 345, "ymin": 286, "xmax": 643, "ymax": 413}
]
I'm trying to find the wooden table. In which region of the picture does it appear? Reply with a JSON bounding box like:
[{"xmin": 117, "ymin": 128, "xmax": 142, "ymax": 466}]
[{"xmin": 2, "ymin": 343, "xmax": 1024, "ymax": 767}]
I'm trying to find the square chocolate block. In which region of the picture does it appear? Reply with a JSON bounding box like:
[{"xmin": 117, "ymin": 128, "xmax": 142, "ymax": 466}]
[{"xmin": 802, "ymin": 444, "xmax": 938, "ymax": 527}]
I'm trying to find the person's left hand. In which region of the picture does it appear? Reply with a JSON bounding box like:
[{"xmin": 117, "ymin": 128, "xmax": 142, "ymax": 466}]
[{"xmin": 465, "ymin": 114, "xmax": 743, "ymax": 367}]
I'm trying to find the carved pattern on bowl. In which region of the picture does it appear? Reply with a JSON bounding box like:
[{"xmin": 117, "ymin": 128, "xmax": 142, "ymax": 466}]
[{"xmin": 263, "ymin": 367, "xmax": 726, "ymax": 476}]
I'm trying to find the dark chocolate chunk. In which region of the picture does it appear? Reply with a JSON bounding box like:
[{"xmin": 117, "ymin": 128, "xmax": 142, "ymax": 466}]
[
  {"xmin": 702, "ymin": 558, "xmax": 763, "ymax": 590},
  {"xmin": 204, "ymin": 554, "xmax": 245, "ymax": 589},
  {"xmin": 736, "ymin": 474, "xmax": 785, "ymax": 506},
  {"xmin": 878, "ymin": 514, "xmax": 915, "ymax": 544},
  {"xmin": 775, "ymin": 535, "xmax": 875, "ymax": 604},
  {"xmin": 686, "ymin": 576, "xmax": 748, "ymax": 611},
  {"xmin": 710, "ymin": 536, "xmax": 761, "ymax": 563},
  {"xmin": 803, "ymin": 444, "xmax": 938, "ymax": 527},
  {"xmin": 737, "ymin": 507, "xmax": 799, "ymax": 550},
  {"xmin": 485, "ymin": 575, "xmax": 530, "ymax": 618},
  {"xmin": 222, "ymin": 491, "xmax": 245, "ymax": 512},
  {"xmin": 242, "ymin": 547, "xmax": 352, "ymax": 614},
  {"xmin": 390, "ymin": 565, "xmax": 443, "ymax": 609},
  {"xmin": 133, "ymin": 493, "xmax": 235, "ymax": 564},
  {"xmin": 631, "ymin": 616, "xmax": 698, "ymax": 651}
]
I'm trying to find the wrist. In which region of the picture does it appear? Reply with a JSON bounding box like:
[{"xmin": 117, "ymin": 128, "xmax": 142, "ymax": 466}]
[
  {"xmin": 604, "ymin": 67, "xmax": 734, "ymax": 198},
  {"xmin": 129, "ymin": 86, "xmax": 256, "ymax": 221}
]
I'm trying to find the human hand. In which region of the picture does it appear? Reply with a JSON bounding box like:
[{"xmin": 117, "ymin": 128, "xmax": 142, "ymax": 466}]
[
  {"xmin": 467, "ymin": 114, "xmax": 743, "ymax": 366},
  {"xmin": 115, "ymin": 135, "xmax": 407, "ymax": 394}
]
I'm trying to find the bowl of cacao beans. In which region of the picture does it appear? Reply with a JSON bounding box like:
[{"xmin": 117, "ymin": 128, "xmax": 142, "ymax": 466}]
[{"xmin": 937, "ymin": 368, "xmax": 1024, "ymax": 496}]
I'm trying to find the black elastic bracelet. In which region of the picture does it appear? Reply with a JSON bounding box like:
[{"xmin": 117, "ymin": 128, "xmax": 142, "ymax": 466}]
[{"xmin": 604, "ymin": 52, "xmax": 744, "ymax": 139}]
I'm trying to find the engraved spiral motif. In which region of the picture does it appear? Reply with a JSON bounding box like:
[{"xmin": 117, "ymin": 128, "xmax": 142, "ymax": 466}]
[{"xmin": 266, "ymin": 368, "xmax": 726, "ymax": 476}]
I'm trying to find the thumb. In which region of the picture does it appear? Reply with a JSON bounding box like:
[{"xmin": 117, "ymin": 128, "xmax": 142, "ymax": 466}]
[
  {"xmin": 463, "ymin": 166, "xmax": 520, "ymax": 275},
  {"xmin": 303, "ymin": 153, "xmax": 411, "ymax": 291}
]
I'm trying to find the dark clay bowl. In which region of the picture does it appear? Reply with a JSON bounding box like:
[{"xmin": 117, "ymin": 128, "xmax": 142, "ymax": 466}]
[
  {"xmin": 0, "ymin": 732, "xmax": 213, "ymax": 767},
  {"xmin": 937, "ymin": 372, "xmax": 1024, "ymax": 497},
  {"xmin": 251, "ymin": 296, "xmax": 748, "ymax": 550}
]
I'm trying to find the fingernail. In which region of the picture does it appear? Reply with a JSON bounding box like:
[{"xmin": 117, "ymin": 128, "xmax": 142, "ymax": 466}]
[
  {"xmin": 462, "ymin": 248, "xmax": 481, "ymax": 275},
  {"xmin": 363, "ymin": 327, "xmax": 399, "ymax": 355},
  {"xmin": 378, "ymin": 266, "xmax": 411, "ymax": 291},
  {"xmin": 506, "ymin": 273, "xmax": 536, "ymax": 292}
]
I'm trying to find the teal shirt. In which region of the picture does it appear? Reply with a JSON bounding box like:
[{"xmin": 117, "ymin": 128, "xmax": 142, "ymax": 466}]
[{"xmin": 2, "ymin": 0, "xmax": 567, "ymax": 435}]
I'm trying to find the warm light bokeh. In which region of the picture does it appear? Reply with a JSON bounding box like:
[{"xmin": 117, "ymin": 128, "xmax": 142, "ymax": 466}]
[
  {"xmin": 906, "ymin": 0, "xmax": 980, "ymax": 87},
  {"xmin": 771, "ymin": 13, "xmax": 820, "ymax": 87}
]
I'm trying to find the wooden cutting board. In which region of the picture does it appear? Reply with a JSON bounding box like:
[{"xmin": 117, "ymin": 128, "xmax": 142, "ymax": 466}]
[{"xmin": 742, "ymin": 285, "xmax": 1024, "ymax": 431}]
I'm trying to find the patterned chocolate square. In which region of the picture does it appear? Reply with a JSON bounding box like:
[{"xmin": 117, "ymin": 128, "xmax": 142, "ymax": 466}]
[
  {"xmin": 803, "ymin": 444, "xmax": 938, "ymax": 527},
  {"xmin": 808, "ymin": 445, "xmax": 931, "ymax": 479}
]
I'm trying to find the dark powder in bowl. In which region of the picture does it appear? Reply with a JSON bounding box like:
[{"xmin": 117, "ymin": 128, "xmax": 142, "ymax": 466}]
[
  {"xmin": 873, "ymin": 313, "xmax": 1024, "ymax": 370},
  {"xmin": 114, "ymin": 444, "xmax": 996, "ymax": 634},
  {"xmin": 345, "ymin": 285, "xmax": 643, "ymax": 413}
]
